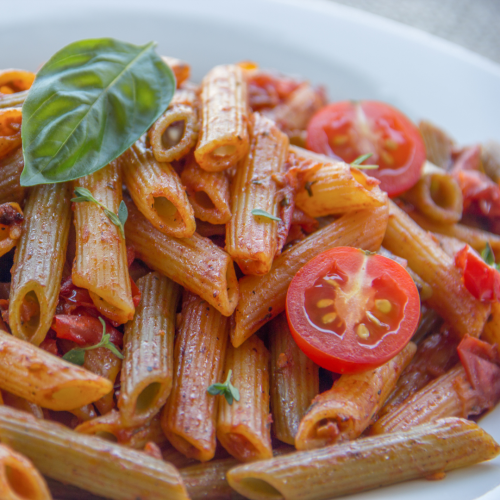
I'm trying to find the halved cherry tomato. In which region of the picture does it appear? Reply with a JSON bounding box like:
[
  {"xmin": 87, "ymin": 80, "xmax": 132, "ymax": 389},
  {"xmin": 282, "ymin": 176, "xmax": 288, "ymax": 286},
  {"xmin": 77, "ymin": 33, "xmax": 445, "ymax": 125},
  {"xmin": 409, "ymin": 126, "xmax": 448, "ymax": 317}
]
[
  {"xmin": 455, "ymin": 245, "xmax": 500, "ymax": 302},
  {"xmin": 286, "ymin": 247, "xmax": 420, "ymax": 374},
  {"xmin": 306, "ymin": 101, "xmax": 426, "ymax": 196}
]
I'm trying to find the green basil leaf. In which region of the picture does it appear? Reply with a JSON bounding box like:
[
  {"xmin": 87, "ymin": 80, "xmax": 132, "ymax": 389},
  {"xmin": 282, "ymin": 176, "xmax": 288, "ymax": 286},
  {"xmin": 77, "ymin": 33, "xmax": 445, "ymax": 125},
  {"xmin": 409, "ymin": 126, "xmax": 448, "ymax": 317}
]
[
  {"xmin": 207, "ymin": 384, "xmax": 225, "ymax": 396},
  {"xmin": 224, "ymin": 391, "xmax": 234, "ymax": 406},
  {"xmin": 21, "ymin": 38, "xmax": 175, "ymax": 186},
  {"xmin": 104, "ymin": 341, "xmax": 125, "ymax": 360},
  {"xmin": 118, "ymin": 200, "xmax": 128, "ymax": 227},
  {"xmin": 62, "ymin": 349, "xmax": 85, "ymax": 366},
  {"xmin": 251, "ymin": 209, "xmax": 282, "ymax": 222},
  {"xmin": 229, "ymin": 384, "xmax": 240, "ymax": 403}
]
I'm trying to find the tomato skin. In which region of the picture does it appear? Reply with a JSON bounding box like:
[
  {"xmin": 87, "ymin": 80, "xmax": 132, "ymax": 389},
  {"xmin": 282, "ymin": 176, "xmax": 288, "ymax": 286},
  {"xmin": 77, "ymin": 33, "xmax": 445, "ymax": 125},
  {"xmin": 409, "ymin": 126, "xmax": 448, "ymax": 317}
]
[
  {"xmin": 286, "ymin": 247, "xmax": 420, "ymax": 374},
  {"xmin": 306, "ymin": 101, "xmax": 426, "ymax": 197},
  {"xmin": 455, "ymin": 245, "xmax": 500, "ymax": 302}
]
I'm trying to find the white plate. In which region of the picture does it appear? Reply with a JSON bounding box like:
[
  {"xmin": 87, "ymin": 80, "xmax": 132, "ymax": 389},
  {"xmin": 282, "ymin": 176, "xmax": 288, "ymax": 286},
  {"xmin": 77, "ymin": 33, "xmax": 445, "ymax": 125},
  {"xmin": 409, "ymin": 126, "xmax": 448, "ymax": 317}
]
[{"xmin": 2, "ymin": 1, "xmax": 500, "ymax": 499}]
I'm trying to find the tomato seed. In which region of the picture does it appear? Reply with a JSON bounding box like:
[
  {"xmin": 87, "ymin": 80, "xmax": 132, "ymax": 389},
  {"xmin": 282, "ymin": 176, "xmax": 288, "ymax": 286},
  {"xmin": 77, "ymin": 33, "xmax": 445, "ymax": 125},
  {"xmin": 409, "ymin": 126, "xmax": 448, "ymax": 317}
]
[
  {"xmin": 317, "ymin": 299, "xmax": 334, "ymax": 308},
  {"xmin": 357, "ymin": 323, "xmax": 370, "ymax": 339},
  {"xmin": 322, "ymin": 312, "xmax": 337, "ymax": 324},
  {"xmin": 375, "ymin": 299, "xmax": 392, "ymax": 313}
]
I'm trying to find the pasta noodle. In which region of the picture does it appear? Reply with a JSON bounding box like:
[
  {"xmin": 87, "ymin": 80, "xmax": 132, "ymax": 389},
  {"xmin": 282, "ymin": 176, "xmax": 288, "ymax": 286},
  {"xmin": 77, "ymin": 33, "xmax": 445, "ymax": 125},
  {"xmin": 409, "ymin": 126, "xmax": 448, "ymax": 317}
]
[
  {"xmin": 0, "ymin": 148, "xmax": 25, "ymax": 205},
  {"xmin": 0, "ymin": 202, "xmax": 23, "ymax": 258},
  {"xmin": 9, "ymin": 183, "xmax": 71, "ymax": 346},
  {"xmin": 0, "ymin": 108, "xmax": 22, "ymax": 159},
  {"xmin": 195, "ymin": 64, "xmax": 250, "ymax": 171}
]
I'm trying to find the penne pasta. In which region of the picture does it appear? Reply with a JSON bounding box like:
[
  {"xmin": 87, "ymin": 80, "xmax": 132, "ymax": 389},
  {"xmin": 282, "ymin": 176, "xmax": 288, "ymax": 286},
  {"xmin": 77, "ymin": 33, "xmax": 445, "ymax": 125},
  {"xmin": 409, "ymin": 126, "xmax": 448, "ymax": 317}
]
[
  {"xmin": 9, "ymin": 183, "xmax": 71, "ymax": 345},
  {"xmin": 121, "ymin": 139, "xmax": 196, "ymax": 238},
  {"xmin": 227, "ymin": 418, "xmax": 500, "ymax": 500},
  {"xmin": 383, "ymin": 200, "xmax": 490, "ymax": 338},
  {"xmin": 226, "ymin": 112, "xmax": 289, "ymax": 275},
  {"xmin": 0, "ymin": 148, "xmax": 25, "ymax": 205},
  {"xmin": 482, "ymin": 140, "xmax": 500, "ymax": 183},
  {"xmin": 0, "ymin": 69, "xmax": 35, "ymax": 95},
  {"xmin": 119, "ymin": 272, "xmax": 180, "ymax": 427},
  {"xmin": 290, "ymin": 146, "xmax": 386, "ymax": 217},
  {"xmin": 231, "ymin": 202, "xmax": 388, "ymax": 348},
  {"xmin": 0, "ymin": 202, "xmax": 23, "ymax": 258},
  {"xmin": 72, "ymin": 162, "xmax": 135, "ymax": 325},
  {"xmin": 0, "ymin": 406, "xmax": 189, "ymax": 500},
  {"xmin": 295, "ymin": 342, "xmax": 416, "ymax": 450},
  {"xmin": 418, "ymin": 120, "xmax": 454, "ymax": 169},
  {"xmin": 148, "ymin": 84, "xmax": 199, "ymax": 163},
  {"xmin": 0, "ymin": 443, "xmax": 53, "ymax": 500},
  {"xmin": 217, "ymin": 335, "xmax": 272, "ymax": 462},
  {"xmin": 402, "ymin": 170, "xmax": 463, "ymax": 223},
  {"xmin": 269, "ymin": 313, "xmax": 319, "ymax": 445},
  {"xmin": 162, "ymin": 291, "xmax": 228, "ymax": 462},
  {"xmin": 0, "ymin": 108, "xmax": 22, "ymax": 160},
  {"xmin": 379, "ymin": 329, "xmax": 459, "ymax": 418},
  {"xmin": 124, "ymin": 197, "xmax": 239, "ymax": 316},
  {"xmin": 195, "ymin": 64, "xmax": 250, "ymax": 172},
  {"xmin": 181, "ymin": 156, "xmax": 232, "ymax": 225},
  {"xmin": 161, "ymin": 56, "xmax": 191, "ymax": 88},
  {"xmin": 0, "ymin": 330, "xmax": 112, "ymax": 411},
  {"xmin": 75, "ymin": 411, "xmax": 167, "ymax": 449}
]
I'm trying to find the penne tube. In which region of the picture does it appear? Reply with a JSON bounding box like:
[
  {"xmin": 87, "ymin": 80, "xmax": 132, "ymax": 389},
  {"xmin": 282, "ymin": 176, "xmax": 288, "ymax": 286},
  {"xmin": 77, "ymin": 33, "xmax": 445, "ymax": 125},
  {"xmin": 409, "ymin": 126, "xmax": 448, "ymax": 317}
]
[
  {"xmin": 265, "ymin": 83, "xmax": 326, "ymax": 137},
  {"xmin": 483, "ymin": 301, "xmax": 500, "ymax": 346},
  {"xmin": 418, "ymin": 120, "xmax": 454, "ymax": 169},
  {"xmin": 0, "ymin": 406, "xmax": 189, "ymax": 500},
  {"xmin": 181, "ymin": 156, "xmax": 232, "ymax": 224},
  {"xmin": 226, "ymin": 113, "xmax": 289, "ymax": 275},
  {"xmin": 383, "ymin": 200, "xmax": 490, "ymax": 338},
  {"xmin": 0, "ymin": 148, "xmax": 26, "ymax": 205},
  {"xmin": 231, "ymin": 202, "xmax": 389, "ymax": 348},
  {"xmin": 121, "ymin": 139, "xmax": 196, "ymax": 238},
  {"xmin": 195, "ymin": 64, "xmax": 250, "ymax": 172},
  {"xmin": 482, "ymin": 140, "xmax": 500, "ymax": 183},
  {"xmin": 72, "ymin": 162, "xmax": 135, "ymax": 325},
  {"xmin": 269, "ymin": 313, "xmax": 319, "ymax": 445},
  {"xmin": 0, "ymin": 108, "xmax": 22, "ymax": 159},
  {"xmin": 180, "ymin": 457, "xmax": 240, "ymax": 500},
  {"xmin": 161, "ymin": 56, "xmax": 191, "ymax": 88},
  {"xmin": 1, "ymin": 390, "xmax": 45, "ymax": 420},
  {"xmin": 0, "ymin": 443, "xmax": 53, "ymax": 500},
  {"xmin": 379, "ymin": 329, "xmax": 459, "ymax": 418},
  {"xmin": 75, "ymin": 411, "xmax": 167, "ymax": 449},
  {"xmin": 119, "ymin": 272, "xmax": 180, "ymax": 427},
  {"xmin": 295, "ymin": 342, "xmax": 416, "ymax": 450},
  {"xmin": 217, "ymin": 335, "xmax": 272, "ymax": 462},
  {"xmin": 371, "ymin": 364, "xmax": 482, "ymax": 435},
  {"xmin": 9, "ymin": 183, "xmax": 71, "ymax": 345},
  {"xmin": 0, "ymin": 202, "xmax": 23, "ymax": 258},
  {"xmin": 0, "ymin": 69, "xmax": 35, "ymax": 95},
  {"xmin": 404, "ymin": 204, "xmax": 500, "ymax": 258},
  {"xmin": 290, "ymin": 146, "xmax": 386, "ymax": 217},
  {"xmin": 124, "ymin": 197, "xmax": 239, "ymax": 316},
  {"xmin": 162, "ymin": 291, "xmax": 228, "ymax": 462},
  {"xmin": 149, "ymin": 84, "xmax": 199, "ymax": 163},
  {"xmin": 227, "ymin": 417, "xmax": 500, "ymax": 500},
  {"xmin": 0, "ymin": 330, "xmax": 112, "ymax": 411},
  {"xmin": 402, "ymin": 171, "xmax": 463, "ymax": 223},
  {"xmin": 83, "ymin": 346, "xmax": 122, "ymax": 415}
]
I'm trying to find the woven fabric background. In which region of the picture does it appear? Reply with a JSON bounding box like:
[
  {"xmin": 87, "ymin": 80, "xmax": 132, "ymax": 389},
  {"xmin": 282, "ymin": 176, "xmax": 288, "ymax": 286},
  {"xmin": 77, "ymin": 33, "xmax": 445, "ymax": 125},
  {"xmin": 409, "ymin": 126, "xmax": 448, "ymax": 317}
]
[{"xmin": 330, "ymin": 0, "xmax": 500, "ymax": 64}]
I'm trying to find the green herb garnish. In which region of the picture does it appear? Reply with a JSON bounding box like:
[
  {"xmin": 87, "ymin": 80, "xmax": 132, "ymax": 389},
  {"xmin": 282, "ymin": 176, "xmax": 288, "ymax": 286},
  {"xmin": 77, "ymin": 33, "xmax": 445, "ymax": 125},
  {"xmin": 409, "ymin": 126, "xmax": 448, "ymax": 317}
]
[
  {"xmin": 351, "ymin": 153, "xmax": 379, "ymax": 170},
  {"xmin": 72, "ymin": 187, "xmax": 127, "ymax": 237},
  {"xmin": 20, "ymin": 38, "xmax": 175, "ymax": 186},
  {"xmin": 207, "ymin": 369, "xmax": 240, "ymax": 405},
  {"xmin": 304, "ymin": 180, "xmax": 317, "ymax": 197},
  {"xmin": 62, "ymin": 317, "xmax": 124, "ymax": 366},
  {"xmin": 481, "ymin": 242, "xmax": 500, "ymax": 270},
  {"xmin": 251, "ymin": 209, "xmax": 282, "ymax": 222}
]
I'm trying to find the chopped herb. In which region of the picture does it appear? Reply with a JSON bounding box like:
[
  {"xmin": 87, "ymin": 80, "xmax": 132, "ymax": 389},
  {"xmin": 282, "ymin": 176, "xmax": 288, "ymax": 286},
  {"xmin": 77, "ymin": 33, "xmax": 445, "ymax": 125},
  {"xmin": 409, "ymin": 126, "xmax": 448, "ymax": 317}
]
[
  {"xmin": 351, "ymin": 153, "xmax": 379, "ymax": 170},
  {"xmin": 251, "ymin": 209, "xmax": 282, "ymax": 222},
  {"xmin": 304, "ymin": 181, "xmax": 317, "ymax": 197},
  {"xmin": 72, "ymin": 187, "xmax": 127, "ymax": 237},
  {"xmin": 62, "ymin": 317, "xmax": 124, "ymax": 366},
  {"xmin": 207, "ymin": 369, "xmax": 240, "ymax": 405},
  {"xmin": 481, "ymin": 242, "xmax": 500, "ymax": 270}
]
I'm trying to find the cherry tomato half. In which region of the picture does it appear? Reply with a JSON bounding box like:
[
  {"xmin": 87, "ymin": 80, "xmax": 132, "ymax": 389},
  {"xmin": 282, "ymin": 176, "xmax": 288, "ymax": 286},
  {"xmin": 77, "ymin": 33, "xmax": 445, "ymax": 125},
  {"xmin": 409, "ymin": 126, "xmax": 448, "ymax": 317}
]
[
  {"xmin": 306, "ymin": 101, "xmax": 426, "ymax": 197},
  {"xmin": 286, "ymin": 247, "xmax": 420, "ymax": 374},
  {"xmin": 455, "ymin": 245, "xmax": 500, "ymax": 302}
]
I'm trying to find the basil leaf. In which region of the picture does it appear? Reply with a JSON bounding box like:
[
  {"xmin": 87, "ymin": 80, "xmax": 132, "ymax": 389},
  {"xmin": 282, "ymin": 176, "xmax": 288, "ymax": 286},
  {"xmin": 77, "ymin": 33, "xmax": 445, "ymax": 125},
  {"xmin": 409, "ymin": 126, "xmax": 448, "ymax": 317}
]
[
  {"xmin": 251, "ymin": 209, "xmax": 282, "ymax": 222},
  {"xmin": 21, "ymin": 38, "xmax": 175, "ymax": 186},
  {"xmin": 62, "ymin": 349, "xmax": 85, "ymax": 366},
  {"xmin": 118, "ymin": 200, "xmax": 128, "ymax": 227}
]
